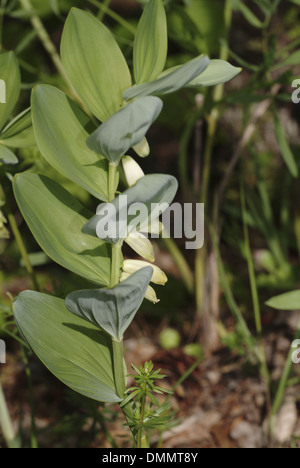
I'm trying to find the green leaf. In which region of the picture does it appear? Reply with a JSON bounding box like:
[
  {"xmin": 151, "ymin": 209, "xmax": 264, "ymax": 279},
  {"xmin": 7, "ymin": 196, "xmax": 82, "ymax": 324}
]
[
  {"xmin": 13, "ymin": 173, "xmax": 111, "ymax": 286},
  {"xmin": 186, "ymin": 59, "xmax": 242, "ymax": 87},
  {"xmin": 32, "ymin": 85, "xmax": 109, "ymax": 201},
  {"xmin": 124, "ymin": 232, "xmax": 155, "ymax": 262},
  {"xmin": 166, "ymin": 6, "xmax": 204, "ymax": 56},
  {"xmin": 49, "ymin": 0, "xmax": 61, "ymax": 17},
  {"xmin": 66, "ymin": 267, "xmax": 153, "ymax": 341},
  {"xmin": 83, "ymin": 173, "xmax": 178, "ymax": 244},
  {"xmin": 134, "ymin": 0, "xmax": 167, "ymax": 84},
  {"xmin": 265, "ymin": 290, "xmax": 300, "ymax": 310},
  {"xmin": 61, "ymin": 8, "xmax": 132, "ymax": 122},
  {"xmin": 276, "ymin": 50, "xmax": 300, "ymax": 69},
  {"xmin": 20, "ymin": 251, "xmax": 50, "ymax": 268},
  {"xmin": 253, "ymin": 0, "xmax": 273, "ymax": 16},
  {"xmin": 220, "ymin": 42, "xmax": 259, "ymax": 72},
  {"xmin": 0, "ymin": 145, "xmax": 18, "ymax": 165},
  {"xmin": 123, "ymin": 259, "xmax": 167, "ymax": 285},
  {"xmin": 0, "ymin": 108, "xmax": 35, "ymax": 148},
  {"xmin": 13, "ymin": 291, "xmax": 120, "ymax": 403},
  {"xmin": 87, "ymin": 97, "xmax": 163, "ymax": 164},
  {"xmin": 0, "ymin": 209, "xmax": 9, "ymax": 239},
  {"xmin": 237, "ymin": 2, "xmax": 264, "ymax": 28},
  {"xmin": 0, "ymin": 52, "xmax": 21, "ymax": 131},
  {"xmin": 184, "ymin": 0, "xmax": 226, "ymax": 55},
  {"xmin": 123, "ymin": 55, "xmax": 209, "ymax": 100},
  {"xmin": 273, "ymin": 111, "xmax": 298, "ymax": 178}
]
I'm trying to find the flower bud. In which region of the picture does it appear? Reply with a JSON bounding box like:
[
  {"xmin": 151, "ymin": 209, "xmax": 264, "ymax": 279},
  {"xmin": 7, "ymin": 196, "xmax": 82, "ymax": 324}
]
[
  {"xmin": 139, "ymin": 217, "xmax": 163, "ymax": 237},
  {"xmin": 120, "ymin": 271, "xmax": 160, "ymax": 304},
  {"xmin": 125, "ymin": 231, "xmax": 155, "ymax": 263},
  {"xmin": 132, "ymin": 137, "xmax": 150, "ymax": 158},
  {"xmin": 123, "ymin": 259, "xmax": 167, "ymax": 285},
  {"xmin": 144, "ymin": 285, "xmax": 160, "ymax": 304},
  {"xmin": 122, "ymin": 156, "xmax": 144, "ymax": 187}
]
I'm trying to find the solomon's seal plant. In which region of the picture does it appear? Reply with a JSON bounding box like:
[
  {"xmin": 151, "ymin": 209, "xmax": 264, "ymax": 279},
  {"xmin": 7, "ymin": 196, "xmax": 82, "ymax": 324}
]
[
  {"xmin": 12, "ymin": 1, "xmax": 240, "ymax": 447},
  {"xmin": 0, "ymin": 51, "xmax": 35, "ymax": 242}
]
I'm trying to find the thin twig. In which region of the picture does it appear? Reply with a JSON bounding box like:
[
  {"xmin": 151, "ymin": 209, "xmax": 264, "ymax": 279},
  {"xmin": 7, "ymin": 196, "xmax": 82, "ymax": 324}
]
[
  {"xmin": 0, "ymin": 0, "xmax": 7, "ymax": 51},
  {"xmin": 195, "ymin": 0, "xmax": 233, "ymax": 316},
  {"xmin": 21, "ymin": 346, "xmax": 38, "ymax": 448},
  {"xmin": 19, "ymin": 0, "xmax": 92, "ymax": 117},
  {"xmin": 0, "ymin": 382, "xmax": 20, "ymax": 448},
  {"xmin": 97, "ymin": 0, "xmax": 112, "ymax": 22},
  {"xmin": 19, "ymin": 0, "xmax": 71, "ymax": 88},
  {"xmin": 89, "ymin": 0, "xmax": 136, "ymax": 35},
  {"xmin": 6, "ymin": 207, "xmax": 40, "ymax": 292},
  {"xmin": 193, "ymin": 119, "xmax": 203, "ymax": 195},
  {"xmin": 162, "ymin": 237, "xmax": 194, "ymax": 295},
  {"xmin": 217, "ymin": 84, "xmax": 281, "ymax": 212}
]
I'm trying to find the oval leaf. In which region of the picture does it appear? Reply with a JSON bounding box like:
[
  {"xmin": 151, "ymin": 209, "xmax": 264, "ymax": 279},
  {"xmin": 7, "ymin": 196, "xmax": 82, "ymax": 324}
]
[
  {"xmin": 0, "ymin": 52, "xmax": 21, "ymax": 131},
  {"xmin": 66, "ymin": 267, "xmax": 153, "ymax": 342},
  {"xmin": 83, "ymin": 173, "xmax": 178, "ymax": 244},
  {"xmin": 186, "ymin": 59, "xmax": 242, "ymax": 88},
  {"xmin": 125, "ymin": 231, "xmax": 155, "ymax": 262},
  {"xmin": 123, "ymin": 259, "xmax": 167, "ymax": 285},
  {"xmin": 237, "ymin": 2, "xmax": 264, "ymax": 28},
  {"xmin": 0, "ymin": 145, "xmax": 18, "ymax": 165},
  {"xmin": 276, "ymin": 50, "xmax": 300, "ymax": 69},
  {"xmin": 0, "ymin": 107, "xmax": 35, "ymax": 148},
  {"xmin": 13, "ymin": 173, "xmax": 111, "ymax": 286},
  {"xmin": 13, "ymin": 291, "xmax": 120, "ymax": 403},
  {"xmin": 266, "ymin": 290, "xmax": 300, "ymax": 311},
  {"xmin": 86, "ymin": 97, "xmax": 163, "ymax": 164},
  {"xmin": 123, "ymin": 55, "xmax": 209, "ymax": 100},
  {"xmin": 134, "ymin": 0, "xmax": 167, "ymax": 84},
  {"xmin": 61, "ymin": 8, "xmax": 132, "ymax": 122},
  {"xmin": 273, "ymin": 111, "xmax": 298, "ymax": 178},
  {"xmin": 32, "ymin": 85, "xmax": 109, "ymax": 201}
]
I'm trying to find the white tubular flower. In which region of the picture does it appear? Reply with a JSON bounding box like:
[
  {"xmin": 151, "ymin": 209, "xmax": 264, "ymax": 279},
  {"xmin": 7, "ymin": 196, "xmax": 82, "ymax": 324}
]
[
  {"xmin": 132, "ymin": 137, "xmax": 150, "ymax": 158},
  {"xmin": 122, "ymin": 156, "xmax": 145, "ymax": 187},
  {"xmin": 125, "ymin": 231, "xmax": 155, "ymax": 263},
  {"xmin": 120, "ymin": 271, "xmax": 160, "ymax": 304},
  {"xmin": 144, "ymin": 284, "xmax": 160, "ymax": 304},
  {"xmin": 123, "ymin": 259, "xmax": 167, "ymax": 285},
  {"xmin": 139, "ymin": 217, "xmax": 163, "ymax": 237}
]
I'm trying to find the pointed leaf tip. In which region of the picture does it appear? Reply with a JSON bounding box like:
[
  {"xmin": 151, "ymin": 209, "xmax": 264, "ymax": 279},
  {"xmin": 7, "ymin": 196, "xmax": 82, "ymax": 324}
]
[
  {"xmin": 134, "ymin": 0, "xmax": 168, "ymax": 84},
  {"xmin": 86, "ymin": 96, "xmax": 163, "ymax": 164},
  {"xmin": 61, "ymin": 8, "xmax": 131, "ymax": 122},
  {"xmin": 65, "ymin": 267, "xmax": 153, "ymax": 341},
  {"xmin": 13, "ymin": 291, "xmax": 120, "ymax": 403},
  {"xmin": 123, "ymin": 55, "xmax": 209, "ymax": 100}
]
